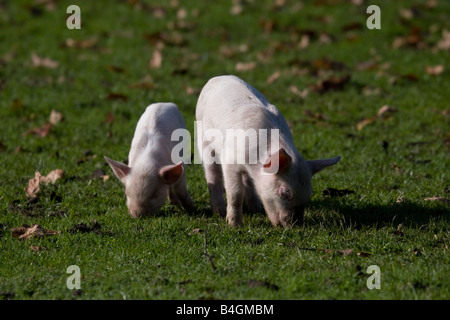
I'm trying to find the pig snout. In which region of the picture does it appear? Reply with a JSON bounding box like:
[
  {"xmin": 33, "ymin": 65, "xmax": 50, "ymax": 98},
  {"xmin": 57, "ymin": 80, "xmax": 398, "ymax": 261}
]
[{"xmin": 268, "ymin": 205, "xmax": 305, "ymax": 228}]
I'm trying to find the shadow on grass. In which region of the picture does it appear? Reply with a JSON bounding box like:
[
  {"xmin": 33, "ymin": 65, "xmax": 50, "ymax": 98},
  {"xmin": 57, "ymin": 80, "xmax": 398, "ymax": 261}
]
[{"xmin": 307, "ymin": 197, "xmax": 449, "ymax": 229}]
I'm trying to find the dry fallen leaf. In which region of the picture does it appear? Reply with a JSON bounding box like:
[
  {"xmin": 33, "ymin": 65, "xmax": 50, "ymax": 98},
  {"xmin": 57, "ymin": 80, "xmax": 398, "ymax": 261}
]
[
  {"xmin": 436, "ymin": 30, "xmax": 450, "ymax": 51},
  {"xmin": 356, "ymin": 116, "xmax": 377, "ymax": 131},
  {"xmin": 235, "ymin": 61, "xmax": 256, "ymax": 72},
  {"xmin": 188, "ymin": 228, "xmax": 204, "ymax": 236},
  {"xmin": 425, "ymin": 65, "xmax": 444, "ymax": 76},
  {"xmin": 378, "ymin": 105, "xmax": 397, "ymax": 118},
  {"xmin": 25, "ymin": 172, "xmax": 42, "ymax": 198},
  {"xmin": 312, "ymin": 74, "xmax": 350, "ymax": 93},
  {"xmin": 106, "ymin": 93, "xmax": 128, "ymax": 101},
  {"xmin": 65, "ymin": 37, "xmax": 98, "ymax": 49},
  {"xmin": 30, "ymin": 245, "xmax": 47, "ymax": 251},
  {"xmin": 31, "ymin": 52, "xmax": 59, "ymax": 69},
  {"xmin": 339, "ymin": 249, "xmax": 353, "ymax": 256},
  {"xmin": 289, "ymin": 85, "xmax": 309, "ymax": 99},
  {"xmin": 266, "ymin": 71, "xmax": 281, "ymax": 84},
  {"xmin": 357, "ymin": 252, "xmax": 371, "ymax": 257},
  {"xmin": 149, "ymin": 49, "xmax": 163, "ymax": 69},
  {"xmin": 12, "ymin": 224, "xmax": 60, "ymax": 240},
  {"xmin": 25, "ymin": 123, "xmax": 53, "ymax": 138},
  {"xmin": 41, "ymin": 169, "xmax": 64, "ymax": 184},
  {"xmin": 25, "ymin": 169, "xmax": 64, "ymax": 198},
  {"xmin": 49, "ymin": 109, "xmax": 63, "ymax": 125}
]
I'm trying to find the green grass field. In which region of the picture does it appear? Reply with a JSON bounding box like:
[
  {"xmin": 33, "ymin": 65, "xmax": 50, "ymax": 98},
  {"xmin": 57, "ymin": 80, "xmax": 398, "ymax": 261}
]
[{"xmin": 0, "ymin": 0, "xmax": 449, "ymax": 300}]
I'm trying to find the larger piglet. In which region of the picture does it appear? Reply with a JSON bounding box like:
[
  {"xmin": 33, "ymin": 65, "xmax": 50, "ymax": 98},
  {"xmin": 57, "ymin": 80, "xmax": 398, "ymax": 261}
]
[
  {"xmin": 105, "ymin": 102, "xmax": 194, "ymax": 218},
  {"xmin": 195, "ymin": 75, "xmax": 340, "ymax": 227}
]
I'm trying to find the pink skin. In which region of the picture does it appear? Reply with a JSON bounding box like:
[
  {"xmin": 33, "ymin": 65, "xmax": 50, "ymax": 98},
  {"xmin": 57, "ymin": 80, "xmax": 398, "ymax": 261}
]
[
  {"xmin": 196, "ymin": 75, "xmax": 340, "ymax": 228},
  {"xmin": 105, "ymin": 103, "xmax": 194, "ymax": 217}
]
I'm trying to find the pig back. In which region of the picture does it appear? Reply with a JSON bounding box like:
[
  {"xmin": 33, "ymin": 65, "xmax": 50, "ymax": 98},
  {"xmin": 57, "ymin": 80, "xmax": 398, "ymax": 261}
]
[
  {"xmin": 196, "ymin": 75, "xmax": 293, "ymax": 144},
  {"xmin": 129, "ymin": 102, "xmax": 186, "ymax": 166}
]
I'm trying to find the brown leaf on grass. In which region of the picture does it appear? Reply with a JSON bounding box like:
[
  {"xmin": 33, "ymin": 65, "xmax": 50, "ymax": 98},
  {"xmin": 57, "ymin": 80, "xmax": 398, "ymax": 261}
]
[
  {"xmin": 41, "ymin": 169, "xmax": 64, "ymax": 184},
  {"xmin": 25, "ymin": 172, "xmax": 42, "ymax": 198},
  {"xmin": 295, "ymin": 34, "xmax": 308, "ymax": 49},
  {"xmin": 230, "ymin": 3, "xmax": 243, "ymax": 15},
  {"xmin": 188, "ymin": 228, "xmax": 204, "ymax": 236},
  {"xmin": 149, "ymin": 49, "xmax": 162, "ymax": 69},
  {"xmin": 312, "ymin": 74, "xmax": 350, "ymax": 93},
  {"xmin": 357, "ymin": 252, "xmax": 371, "ymax": 257},
  {"xmin": 322, "ymin": 187, "xmax": 355, "ymax": 197},
  {"xmin": 311, "ymin": 58, "xmax": 348, "ymax": 73},
  {"xmin": 303, "ymin": 109, "xmax": 329, "ymax": 123},
  {"xmin": 49, "ymin": 109, "xmax": 63, "ymax": 125},
  {"xmin": 235, "ymin": 61, "xmax": 256, "ymax": 72},
  {"xmin": 289, "ymin": 85, "xmax": 309, "ymax": 99},
  {"xmin": 392, "ymin": 26, "xmax": 424, "ymax": 49},
  {"xmin": 25, "ymin": 123, "xmax": 53, "ymax": 138},
  {"xmin": 435, "ymin": 30, "xmax": 450, "ymax": 51},
  {"xmin": 361, "ymin": 86, "xmax": 381, "ymax": 96},
  {"xmin": 106, "ymin": 65, "xmax": 126, "ymax": 74},
  {"xmin": 11, "ymin": 224, "xmax": 60, "ymax": 240},
  {"xmin": 31, "ymin": 52, "xmax": 59, "ymax": 69},
  {"xmin": 424, "ymin": 197, "xmax": 450, "ymax": 205},
  {"xmin": 64, "ymin": 38, "xmax": 98, "ymax": 49},
  {"xmin": 356, "ymin": 60, "xmax": 378, "ymax": 71},
  {"xmin": 30, "ymin": 245, "xmax": 47, "ymax": 251},
  {"xmin": 130, "ymin": 75, "xmax": 155, "ymax": 89},
  {"xmin": 425, "ymin": 65, "xmax": 444, "ymax": 76},
  {"xmin": 356, "ymin": 116, "xmax": 377, "ymax": 131},
  {"xmin": 339, "ymin": 249, "xmax": 353, "ymax": 256},
  {"xmin": 106, "ymin": 93, "xmax": 128, "ymax": 101},
  {"xmin": 105, "ymin": 112, "xmax": 114, "ymax": 124},
  {"xmin": 25, "ymin": 169, "xmax": 64, "ymax": 198},
  {"xmin": 378, "ymin": 105, "xmax": 397, "ymax": 118},
  {"xmin": 185, "ymin": 86, "xmax": 200, "ymax": 96},
  {"xmin": 266, "ymin": 71, "xmax": 281, "ymax": 84}
]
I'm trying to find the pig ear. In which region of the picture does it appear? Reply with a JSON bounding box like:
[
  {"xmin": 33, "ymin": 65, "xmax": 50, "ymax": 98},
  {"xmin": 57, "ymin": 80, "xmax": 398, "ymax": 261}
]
[
  {"xmin": 159, "ymin": 162, "xmax": 184, "ymax": 185},
  {"xmin": 263, "ymin": 148, "xmax": 292, "ymax": 174},
  {"xmin": 104, "ymin": 156, "xmax": 131, "ymax": 183},
  {"xmin": 308, "ymin": 156, "xmax": 341, "ymax": 175}
]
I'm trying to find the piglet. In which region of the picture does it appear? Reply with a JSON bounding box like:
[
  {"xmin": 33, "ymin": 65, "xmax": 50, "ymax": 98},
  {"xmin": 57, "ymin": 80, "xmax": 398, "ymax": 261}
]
[
  {"xmin": 195, "ymin": 75, "xmax": 340, "ymax": 227},
  {"xmin": 105, "ymin": 102, "xmax": 194, "ymax": 218}
]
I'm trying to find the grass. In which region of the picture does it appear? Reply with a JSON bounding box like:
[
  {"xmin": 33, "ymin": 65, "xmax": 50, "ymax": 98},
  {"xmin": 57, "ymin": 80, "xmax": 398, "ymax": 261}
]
[{"xmin": 0, "ymin": 0, "xmax": 449, "ymax": 300}]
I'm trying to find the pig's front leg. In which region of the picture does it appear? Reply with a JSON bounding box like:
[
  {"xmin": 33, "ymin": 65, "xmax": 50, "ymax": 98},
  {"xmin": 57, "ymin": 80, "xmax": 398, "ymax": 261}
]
[
  {"xmin": 242, "ymin": 173, "xmax": 262, "ymax": 213},
  {"xmin": 168, "ymin": 187, "xmax": 182, "ymax": 207},
  {"xmin": 223, "ymin": 165, "xmax": 245, "ymax": 227},
  {"xmin": 204, "ymin": 162, "xmax": 226, "ymax": 218},
  {"xmin": 172, "ymin": 173, "xmax": 195, "ymax": 211}
]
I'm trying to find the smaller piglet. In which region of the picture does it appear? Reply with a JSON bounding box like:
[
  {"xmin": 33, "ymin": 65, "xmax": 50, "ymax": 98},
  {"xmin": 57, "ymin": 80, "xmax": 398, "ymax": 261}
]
[{"xmin": 105, "ymin": 102, "xmax": 194, "ymax": 218}]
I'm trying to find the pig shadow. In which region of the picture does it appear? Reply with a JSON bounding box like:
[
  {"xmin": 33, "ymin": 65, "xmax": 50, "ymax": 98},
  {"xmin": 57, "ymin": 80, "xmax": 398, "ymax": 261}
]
[{"xmin": 306, "ymin": 197, "xmax": 449, "ymax": 229}]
